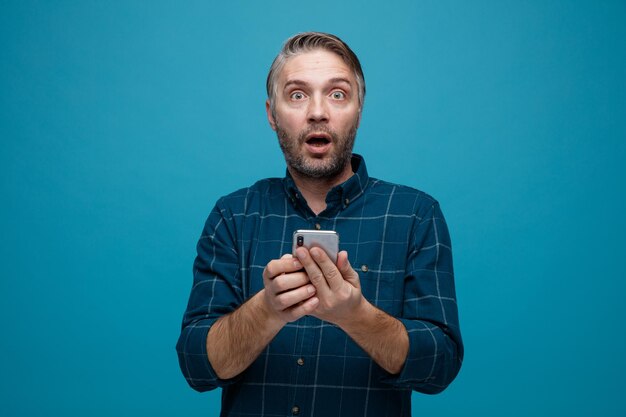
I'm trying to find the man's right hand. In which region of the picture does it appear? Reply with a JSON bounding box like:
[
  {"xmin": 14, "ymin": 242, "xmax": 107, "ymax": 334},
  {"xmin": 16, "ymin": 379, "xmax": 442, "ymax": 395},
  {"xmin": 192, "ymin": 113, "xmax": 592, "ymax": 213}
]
[
  {"xmin": 262, "ymin": 254, "xmax": 319, "ymax": 324},
  {"xmin": 208, "ymin": 254, "xmax": 319, "ymax": 379}
]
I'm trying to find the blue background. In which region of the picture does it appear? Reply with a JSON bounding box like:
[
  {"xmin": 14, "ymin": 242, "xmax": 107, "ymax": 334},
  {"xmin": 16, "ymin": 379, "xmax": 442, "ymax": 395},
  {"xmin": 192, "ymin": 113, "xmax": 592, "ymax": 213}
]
[{"xmin": 2, "ymin": 1, "xmax": 625, "ymax": 415}]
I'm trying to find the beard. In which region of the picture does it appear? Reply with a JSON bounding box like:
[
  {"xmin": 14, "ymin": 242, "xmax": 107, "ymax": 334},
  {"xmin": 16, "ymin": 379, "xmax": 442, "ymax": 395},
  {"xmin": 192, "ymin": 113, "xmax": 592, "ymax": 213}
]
[{"xmin": 275, "ymin": 121, "xmax": 358, "ymax": 180}]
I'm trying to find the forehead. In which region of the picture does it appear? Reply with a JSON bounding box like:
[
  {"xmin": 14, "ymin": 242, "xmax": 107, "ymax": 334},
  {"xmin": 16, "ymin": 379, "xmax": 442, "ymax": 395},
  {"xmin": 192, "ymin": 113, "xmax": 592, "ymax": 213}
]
[{"xmin": 278, "ymin": 49, "xmax": 355, "ymax": 86}]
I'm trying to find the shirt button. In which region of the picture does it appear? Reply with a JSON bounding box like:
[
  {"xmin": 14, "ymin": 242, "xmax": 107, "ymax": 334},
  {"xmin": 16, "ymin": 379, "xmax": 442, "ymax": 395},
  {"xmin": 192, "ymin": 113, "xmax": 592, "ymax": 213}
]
[
  {"xmin": 292, "ymin": 405, "xmax": 300, "ymax": 415},
  {"xmin": 314, "ymin": 223, "xmax": 321, "ymax": 230},
  {"xmin": 297, "ymin": 358, "xmax": 304, "ymax": 366},
  {"xmin": 361, "ymin": 264, "xmax": 369, "ymax": 272},
  {"xmin": 344, "ymin": 198, "xmax": 350, "ymax": 205}
]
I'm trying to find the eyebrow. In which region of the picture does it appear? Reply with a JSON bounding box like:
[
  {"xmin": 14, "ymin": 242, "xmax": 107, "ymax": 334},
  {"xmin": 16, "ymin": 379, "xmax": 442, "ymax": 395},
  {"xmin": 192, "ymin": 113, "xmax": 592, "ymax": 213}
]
[{"xmin": 283, "ymin": 77, "xmax": 353, "ymax": 90}]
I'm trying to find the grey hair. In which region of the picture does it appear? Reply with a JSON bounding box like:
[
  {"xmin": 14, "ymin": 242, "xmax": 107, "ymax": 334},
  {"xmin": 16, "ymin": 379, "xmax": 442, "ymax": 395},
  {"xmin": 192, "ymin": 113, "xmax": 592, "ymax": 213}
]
[{"xmin": 266, "ymin": 32, "xmax": 366, "ymax": 116}]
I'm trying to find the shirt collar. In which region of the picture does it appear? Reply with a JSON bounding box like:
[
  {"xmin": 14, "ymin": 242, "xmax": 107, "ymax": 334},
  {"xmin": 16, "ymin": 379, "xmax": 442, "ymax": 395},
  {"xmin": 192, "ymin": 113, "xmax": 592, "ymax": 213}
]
[{"xmin": 282, "ymin": 154, "xmax": 370, "ymax": 210}]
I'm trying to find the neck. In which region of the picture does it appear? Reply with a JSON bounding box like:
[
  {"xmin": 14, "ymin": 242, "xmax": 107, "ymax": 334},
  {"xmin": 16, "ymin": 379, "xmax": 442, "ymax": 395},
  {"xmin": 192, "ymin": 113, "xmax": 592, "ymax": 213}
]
[{"xmin": 288, "ymin": 163, "xmax": 354, "ymax": 215}]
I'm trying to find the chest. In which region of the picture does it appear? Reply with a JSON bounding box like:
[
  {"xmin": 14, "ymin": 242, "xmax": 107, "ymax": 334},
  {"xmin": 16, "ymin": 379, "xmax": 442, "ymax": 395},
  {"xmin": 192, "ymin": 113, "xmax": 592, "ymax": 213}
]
[{"xmin": 237, "ymin": 206, "xmax": 414, "ymax": 316}]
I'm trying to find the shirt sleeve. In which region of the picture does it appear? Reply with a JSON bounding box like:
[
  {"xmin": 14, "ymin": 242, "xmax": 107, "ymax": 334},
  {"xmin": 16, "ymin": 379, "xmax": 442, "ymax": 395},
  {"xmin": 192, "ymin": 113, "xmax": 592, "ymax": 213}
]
[
  {"xmin": 384, "ymin": 201, "xmax": 464, "ymax": 394},
  {"xmin": 175, "ymin": 199, "xmax": 244, "ymax": 392}
]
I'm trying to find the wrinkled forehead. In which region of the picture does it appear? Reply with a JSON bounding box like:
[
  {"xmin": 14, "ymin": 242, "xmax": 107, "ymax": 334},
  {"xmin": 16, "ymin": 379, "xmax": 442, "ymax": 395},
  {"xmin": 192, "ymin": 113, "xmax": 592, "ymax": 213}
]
[{"xmin": 277, "ymin": 49, "xmax": 356, "ymax": 86}]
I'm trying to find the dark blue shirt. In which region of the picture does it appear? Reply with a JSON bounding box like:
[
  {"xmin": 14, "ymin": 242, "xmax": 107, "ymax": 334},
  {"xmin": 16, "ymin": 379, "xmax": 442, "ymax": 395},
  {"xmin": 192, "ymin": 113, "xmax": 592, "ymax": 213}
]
[{"xmin": 177, "ymin": 155, "xmax": 463, "ymax": 417}]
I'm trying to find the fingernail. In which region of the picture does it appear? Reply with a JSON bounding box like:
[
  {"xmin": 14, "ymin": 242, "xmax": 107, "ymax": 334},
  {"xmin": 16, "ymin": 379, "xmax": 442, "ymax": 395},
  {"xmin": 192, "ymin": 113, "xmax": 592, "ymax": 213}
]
[
  {"xmin": 307, "ymin": 285, "xmax": 316, "ymax": 295},
  {"xmin": 311, "ymin": 248, "xmax": 320, "ymax": 259},
  {"xmin": 293, "ymin": 259, "xmax": 302, "ymax": 268}
]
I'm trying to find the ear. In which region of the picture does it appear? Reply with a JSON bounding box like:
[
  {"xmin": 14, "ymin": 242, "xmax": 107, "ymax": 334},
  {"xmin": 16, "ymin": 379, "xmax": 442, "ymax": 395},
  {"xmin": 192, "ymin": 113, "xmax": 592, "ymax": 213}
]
[{"xmin": 266, "ymin": 99, "xmax": 277, "ymax": 131}]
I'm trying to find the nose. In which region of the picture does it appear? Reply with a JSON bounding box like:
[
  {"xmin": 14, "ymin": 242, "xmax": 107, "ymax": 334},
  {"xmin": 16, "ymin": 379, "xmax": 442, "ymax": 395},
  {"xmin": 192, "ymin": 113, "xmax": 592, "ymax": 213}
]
[{"xmin": 307, "ymin": 94, "xmax": 329, "ymax": 123}]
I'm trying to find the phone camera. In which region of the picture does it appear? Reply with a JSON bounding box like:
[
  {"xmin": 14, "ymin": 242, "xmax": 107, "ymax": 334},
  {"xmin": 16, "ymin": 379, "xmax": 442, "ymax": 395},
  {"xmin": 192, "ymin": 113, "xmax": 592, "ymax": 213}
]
[{"xmin": 296, "ymin": 235, "xmax": 304, "ymax": 247}]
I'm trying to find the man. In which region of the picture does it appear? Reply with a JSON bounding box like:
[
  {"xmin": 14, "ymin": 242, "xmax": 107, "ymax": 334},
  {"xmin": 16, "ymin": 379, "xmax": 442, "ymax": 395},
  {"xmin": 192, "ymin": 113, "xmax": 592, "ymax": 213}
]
[{"xmin": 177, "ymin": 32, "xmax": 463, "ymax": 416}]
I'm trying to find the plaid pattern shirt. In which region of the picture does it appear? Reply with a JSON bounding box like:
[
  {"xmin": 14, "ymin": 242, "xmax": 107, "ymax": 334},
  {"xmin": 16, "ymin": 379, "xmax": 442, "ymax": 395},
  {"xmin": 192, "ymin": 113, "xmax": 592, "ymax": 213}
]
[{"xmin": 177, "ymin": 155, "xmax": 463, "ymax": 417}]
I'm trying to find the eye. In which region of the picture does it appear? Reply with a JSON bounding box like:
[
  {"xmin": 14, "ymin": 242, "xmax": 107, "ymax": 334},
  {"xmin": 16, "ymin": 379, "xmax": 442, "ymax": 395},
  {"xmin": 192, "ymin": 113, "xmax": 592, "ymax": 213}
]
[
  {"xmin": 331, "ymin": 91, "xmax": 346, "ymax": 100},
  {"xmin": 290, "ymin": 92, "xmax": 305, "ymax": 100}
]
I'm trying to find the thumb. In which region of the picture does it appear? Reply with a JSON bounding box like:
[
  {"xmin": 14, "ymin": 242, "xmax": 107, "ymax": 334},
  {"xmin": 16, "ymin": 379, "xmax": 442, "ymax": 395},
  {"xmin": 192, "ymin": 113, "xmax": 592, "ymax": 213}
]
[{"xmin": 337, "ymin": 251, "xmax": 360, "ymax": 289}]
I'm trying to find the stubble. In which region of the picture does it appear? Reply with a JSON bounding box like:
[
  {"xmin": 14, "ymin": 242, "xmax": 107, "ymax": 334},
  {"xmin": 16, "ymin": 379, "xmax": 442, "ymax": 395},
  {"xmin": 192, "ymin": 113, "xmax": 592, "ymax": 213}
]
[{"xmin": 275, "ymin": 121, "xmax": 358, "ymax": 180}]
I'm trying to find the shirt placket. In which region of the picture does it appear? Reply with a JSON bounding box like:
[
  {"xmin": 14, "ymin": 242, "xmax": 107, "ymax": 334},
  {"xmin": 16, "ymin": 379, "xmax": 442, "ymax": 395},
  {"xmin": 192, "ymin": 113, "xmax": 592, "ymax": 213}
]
[{"xmin": 288, "ymin": 315, "xmax": 319, "ymax": 417}]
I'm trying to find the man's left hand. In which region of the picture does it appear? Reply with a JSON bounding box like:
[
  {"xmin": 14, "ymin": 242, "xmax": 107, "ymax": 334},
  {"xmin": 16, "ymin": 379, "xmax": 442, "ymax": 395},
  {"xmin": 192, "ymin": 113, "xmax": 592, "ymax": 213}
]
[{"xmin": 294, "ymin": 247, "xmax": 363, "ymax": 325}]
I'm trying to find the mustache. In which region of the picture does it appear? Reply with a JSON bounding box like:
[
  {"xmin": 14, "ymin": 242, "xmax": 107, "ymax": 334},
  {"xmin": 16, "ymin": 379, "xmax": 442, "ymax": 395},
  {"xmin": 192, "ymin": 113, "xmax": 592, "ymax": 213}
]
[{"xmin": 298, "ymin": 125, "xmax": 336, "ymax": 143}]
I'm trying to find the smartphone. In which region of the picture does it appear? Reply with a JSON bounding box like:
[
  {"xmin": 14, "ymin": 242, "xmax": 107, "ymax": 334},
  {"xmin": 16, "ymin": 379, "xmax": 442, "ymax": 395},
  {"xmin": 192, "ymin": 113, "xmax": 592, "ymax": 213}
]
[{"xmin": 292, "ymin": 230, "xmax": 339, "ymax": 263}]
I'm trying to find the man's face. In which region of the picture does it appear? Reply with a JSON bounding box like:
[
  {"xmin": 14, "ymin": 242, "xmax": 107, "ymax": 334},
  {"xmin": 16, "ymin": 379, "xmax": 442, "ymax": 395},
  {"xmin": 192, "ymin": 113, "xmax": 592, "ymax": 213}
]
[{"xmin": 267, "ymin": 49, "xmax": 361, "ymax": 180}]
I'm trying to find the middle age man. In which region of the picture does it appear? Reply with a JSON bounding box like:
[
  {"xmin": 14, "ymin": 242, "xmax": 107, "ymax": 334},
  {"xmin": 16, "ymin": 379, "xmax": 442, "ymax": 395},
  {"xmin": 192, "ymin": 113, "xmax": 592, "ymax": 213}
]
[{"xmin": 177, "ymin": 32, "xmax": 463, "ymax": 417}]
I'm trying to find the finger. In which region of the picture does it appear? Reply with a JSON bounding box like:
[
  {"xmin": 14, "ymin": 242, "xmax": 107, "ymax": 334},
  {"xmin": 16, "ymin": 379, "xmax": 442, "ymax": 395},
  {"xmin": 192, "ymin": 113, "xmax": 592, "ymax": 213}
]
[
  {"xmin": 295, "ymin": 247, "xmax": 331, "ymax": 296},
  {"xmin": 336, "ymin": 251, "xmax": 360, "ymax": 289},
  {"xmin": 309, "ymin": 247, "xmax": 344, "ymax": 292},
  {"xmin": 280, "ymin": 253, "xmax": 293, "ymax": 259},
  {"xmin": 273, "ymin": 284, "xmax": 317, "ymax": 311},
  {"xmin": 263, "ymin": 256, "xmax": 304, "ymax": 282},
  {"xmin": 269, "ymin": 271, "xmax": 310, "ymax": 294},
  {"xmin": 285, "ymin": 296, "xmax": 320, "ymax": 321}
]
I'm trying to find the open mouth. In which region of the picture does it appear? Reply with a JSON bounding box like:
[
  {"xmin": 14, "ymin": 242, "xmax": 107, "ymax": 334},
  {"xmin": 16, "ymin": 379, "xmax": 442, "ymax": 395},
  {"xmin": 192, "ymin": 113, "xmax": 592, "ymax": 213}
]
[
  {"xmin": 305, "ymin": 136, "xmax": 331, "ymax": 147},
  {"xmin": 304, "ymin": 132, "xmax": 332, "ymax": 149}
]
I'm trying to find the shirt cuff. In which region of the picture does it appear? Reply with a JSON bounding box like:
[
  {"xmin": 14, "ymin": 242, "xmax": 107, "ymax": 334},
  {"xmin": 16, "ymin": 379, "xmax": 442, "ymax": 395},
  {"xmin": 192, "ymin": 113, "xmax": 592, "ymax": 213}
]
[
  {"xmin": 379, "ymin": 318, "xmax": 452, "ymax": 393},
  {"xmin": 176, "ymin": 318, "xmax": 242, "ymax": 391}
]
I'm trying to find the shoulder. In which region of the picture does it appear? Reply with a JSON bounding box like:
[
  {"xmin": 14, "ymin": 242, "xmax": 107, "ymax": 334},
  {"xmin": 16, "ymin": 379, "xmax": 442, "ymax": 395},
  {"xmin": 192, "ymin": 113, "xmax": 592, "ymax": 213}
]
[
  {"xmin": 215, "ymin": 178, "xmax": 284, "ymax": 212},
  {"xmin": 366, "ymin": 177, "xmax": 440, "ymax": 218}
]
